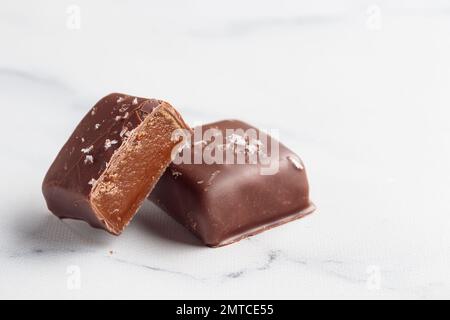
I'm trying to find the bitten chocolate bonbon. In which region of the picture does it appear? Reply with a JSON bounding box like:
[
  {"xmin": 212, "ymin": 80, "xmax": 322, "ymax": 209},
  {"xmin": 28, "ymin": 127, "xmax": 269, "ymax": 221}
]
[
  {"xmin": 149, "ymin": 120, "xmax": 315, "ymax": 247},
  {"xmin": 42, "ymin": 93, "xmax": 189, "ymax": 235}
]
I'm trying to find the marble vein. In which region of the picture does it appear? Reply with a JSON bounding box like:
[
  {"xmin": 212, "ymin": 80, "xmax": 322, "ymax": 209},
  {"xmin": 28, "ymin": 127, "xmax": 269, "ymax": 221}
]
[
  {"xmin": 108, "ymin": 256, "xmax": 206, "ymax": 282},
  {"xmin": 0, "ymin": 67, "xmax": 75, "ymax": 93}
]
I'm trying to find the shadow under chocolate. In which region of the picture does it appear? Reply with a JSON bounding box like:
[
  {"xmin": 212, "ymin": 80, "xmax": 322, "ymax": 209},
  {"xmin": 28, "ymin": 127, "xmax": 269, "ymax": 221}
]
[
  {"xmin": 11, "ymin": 201, "xmax": 202, "ymax": 256},
  {"xmin": 134, "ymin": 201, "xmax": 203, "ymax": 248}
]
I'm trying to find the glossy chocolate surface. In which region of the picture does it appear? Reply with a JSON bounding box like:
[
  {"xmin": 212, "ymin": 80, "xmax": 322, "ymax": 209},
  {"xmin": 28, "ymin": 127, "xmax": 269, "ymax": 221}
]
[
  {"xmin": 43, "ymin": 93, "xmax": 188, "ymax": 234},
  {"xmin": 150, "ymin": 120, "xmax": 315, "ymax": 247}
]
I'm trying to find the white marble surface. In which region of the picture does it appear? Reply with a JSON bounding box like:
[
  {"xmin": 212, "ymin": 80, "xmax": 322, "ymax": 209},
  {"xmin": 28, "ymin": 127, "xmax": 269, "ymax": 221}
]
[{"xmin": 1, "ymin": 0, "xmax": 450, "ymax": 299}]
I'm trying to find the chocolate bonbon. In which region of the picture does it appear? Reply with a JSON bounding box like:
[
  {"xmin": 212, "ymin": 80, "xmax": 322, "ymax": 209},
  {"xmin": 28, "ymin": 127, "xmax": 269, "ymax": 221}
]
[
  {"xmin": 149, "ymin": 120, "xmax": 315, "ymax": 247},
  {"xmin": 43, "ymin": 93, "xmax": 189, "ymax": 235}
]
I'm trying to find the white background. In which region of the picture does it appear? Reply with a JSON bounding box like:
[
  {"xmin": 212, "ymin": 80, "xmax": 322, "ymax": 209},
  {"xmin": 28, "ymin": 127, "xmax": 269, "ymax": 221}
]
[{"xmin": 1, "ymin": 0, "xmax": 450, "ymax": 299}]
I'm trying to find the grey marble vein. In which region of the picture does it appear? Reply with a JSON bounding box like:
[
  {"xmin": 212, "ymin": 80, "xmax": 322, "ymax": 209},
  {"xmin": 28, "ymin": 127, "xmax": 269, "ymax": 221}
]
[
  {"xmin": 108, "ymin": 256, "xmax": 206, "ymax": 282},
  {"xmin": 0, "ymin": 67, "xmax": 75, "ymax": 93},
  {"xmin": 223, "ymin": 250, "xmax": 282, "ymax": 281}
]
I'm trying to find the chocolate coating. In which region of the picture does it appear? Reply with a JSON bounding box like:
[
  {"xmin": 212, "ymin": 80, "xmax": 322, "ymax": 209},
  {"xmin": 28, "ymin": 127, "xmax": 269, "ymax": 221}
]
[
  {"xmin": 43, "ymin": 93, "xmax": 189, "ymax": 234},
  {"xmin": 149, "ymin": 120, "xmax": 315, "ymax": 247}
]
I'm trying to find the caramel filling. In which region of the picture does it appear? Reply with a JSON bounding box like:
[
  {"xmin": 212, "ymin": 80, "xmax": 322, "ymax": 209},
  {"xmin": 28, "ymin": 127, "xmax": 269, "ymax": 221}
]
[{"xmin": 90, "ymin": 104, "xmax": 184, "ymax": 234}]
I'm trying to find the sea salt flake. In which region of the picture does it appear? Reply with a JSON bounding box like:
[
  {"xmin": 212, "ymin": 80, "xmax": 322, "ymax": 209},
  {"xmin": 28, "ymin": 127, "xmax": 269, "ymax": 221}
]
[
  {"xmin": 287, "ymin": 156, "xmax": 304, "ymax": 170},
  {"xmin": 246, "ymin": 144, "xmax": 259, "ymax": 154},
  {"xmin": 120, "ymin": 127, "xmax": 128, "ymax": 138},
  {"xmin": 88, "ymin": 178, "xmax": 97, "ymax": 186},
  {"xmin": 115, "ymin": 112, "xmax": 129, "ymax": 120},
  {"xmin": 119, "ymin": 105, "xmax": 129, "ymax": 113},
  {"xmin": 246, "ymin": 140, "xmax": 262, "ymax": 155},
  {"xmin": 208, "ymin": 170, "xmax": 221, "ymax": 185},
  {"xmin": 95, "ymin": 123, "xmax": 101, "ymax": 130},
  {"xmin": 91, "ymin": 108, "xmax": 96, "ymax": 116},
  {"xmin": 81, "ymin": 138, "xmax": 85, "ymax": 143},
  {"xmin": 84, "ymin": 155, "xmax": 94, "ymax": 164},
  {"xmin": 227, "ymin": 134, "xmax": 246, "ymax": 146},
  {"xmin": 117, "ymin": 97, "xmax": 125, "ymax": 104},
  {"xmin": 197, "ymin": 180, "xmax": 204, "ymax": 184},
  {"xmin": 171, "ymin": 169, "xmax": 182, "ymax": 178},
  {"xmin": 81, "ymin": 145, "xmax": 94, "ymax": 154},
  {"xmin": 104, "ymin": 139, "xmax": 118, "ymax": 150},
  {"xmin": 132, "ymin": 97, "xmax": 138, "ymax": 105}
]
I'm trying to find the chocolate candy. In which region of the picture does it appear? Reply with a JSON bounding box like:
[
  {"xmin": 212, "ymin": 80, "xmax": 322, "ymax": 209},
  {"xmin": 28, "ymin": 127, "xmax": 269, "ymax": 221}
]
[
  {"xmin": 42, "ymin": 93, "xmax": 189, "ymax": 235},
  {"xmin": 149, "ymin": 120, "xmax": 315, "ymax": 247}
]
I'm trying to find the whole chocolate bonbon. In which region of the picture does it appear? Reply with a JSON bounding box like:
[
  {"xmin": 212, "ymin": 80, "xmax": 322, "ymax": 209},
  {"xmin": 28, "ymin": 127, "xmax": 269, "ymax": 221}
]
[{"xmin": 149, "ymin": 120, "xmax": 315, "ymax": 247}]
